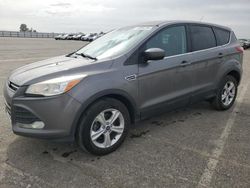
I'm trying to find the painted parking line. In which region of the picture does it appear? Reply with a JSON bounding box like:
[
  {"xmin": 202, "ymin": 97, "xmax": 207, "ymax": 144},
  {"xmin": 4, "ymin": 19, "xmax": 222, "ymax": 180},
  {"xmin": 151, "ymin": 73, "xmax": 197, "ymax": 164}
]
[{"xmin": 197, "ymin": 83, "xmax": 249, "ymax": 188}]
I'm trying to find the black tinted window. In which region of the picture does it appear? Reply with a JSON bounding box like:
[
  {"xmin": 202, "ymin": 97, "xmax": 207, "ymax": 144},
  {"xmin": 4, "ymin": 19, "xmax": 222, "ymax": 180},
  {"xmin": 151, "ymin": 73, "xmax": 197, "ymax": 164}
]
[
  {"xmin": 214, "ymin": 28, "xmax": 230, "ymax": 45},
  {"xmin": 146, "ymin": 26, "xmax": 187, "ymax": 57},
  {"xmin": 190, "ymin": 25, "xmax": 216, "ymax": 51}
]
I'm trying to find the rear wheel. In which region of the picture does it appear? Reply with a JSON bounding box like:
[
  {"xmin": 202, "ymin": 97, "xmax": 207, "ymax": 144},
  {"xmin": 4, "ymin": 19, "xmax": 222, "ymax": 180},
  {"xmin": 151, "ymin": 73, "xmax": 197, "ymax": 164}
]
[
  {"xmin": 211, "ymin": 75, "xmax": 238, "ymax": 110},
  {"xmin": 77, "ymin": 98, "xmax": 130, "ymax": 155}
]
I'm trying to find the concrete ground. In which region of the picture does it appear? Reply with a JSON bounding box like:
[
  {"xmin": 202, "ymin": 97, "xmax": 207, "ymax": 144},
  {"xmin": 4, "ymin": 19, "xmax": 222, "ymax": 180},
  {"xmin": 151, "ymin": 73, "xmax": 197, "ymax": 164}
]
[{"xmin": 0, "ymin": 37, "xmax": 249, "ymax": 188}]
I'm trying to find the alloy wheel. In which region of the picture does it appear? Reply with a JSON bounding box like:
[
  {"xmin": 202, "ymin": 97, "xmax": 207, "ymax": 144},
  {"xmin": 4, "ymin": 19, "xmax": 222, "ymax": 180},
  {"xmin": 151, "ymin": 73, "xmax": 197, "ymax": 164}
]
[
  {"xmin": 90, "ymin": 109, "xmax": 125, "ymax": 148},
  {"xmin": 221, "ymin": 81, "xmax": 236, "ymax": 106}
]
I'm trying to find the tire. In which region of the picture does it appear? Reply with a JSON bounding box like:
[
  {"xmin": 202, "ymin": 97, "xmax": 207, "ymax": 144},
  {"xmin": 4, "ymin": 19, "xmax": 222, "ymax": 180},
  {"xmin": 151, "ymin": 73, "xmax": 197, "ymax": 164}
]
[
  {"xmin": 211, "ymin": 75, "xmax": 238, "ymax": 110},
  {"xmin": 77, "ymin": 98, "xmax": 130, "ymax": 155}
]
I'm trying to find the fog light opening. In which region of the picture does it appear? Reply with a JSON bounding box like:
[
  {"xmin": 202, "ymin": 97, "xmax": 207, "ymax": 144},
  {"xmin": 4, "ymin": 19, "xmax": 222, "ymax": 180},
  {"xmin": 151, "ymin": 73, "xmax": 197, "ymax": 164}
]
[{"xmin": 18, "ymin": 121, "xmax": 45, "ymax": 129}]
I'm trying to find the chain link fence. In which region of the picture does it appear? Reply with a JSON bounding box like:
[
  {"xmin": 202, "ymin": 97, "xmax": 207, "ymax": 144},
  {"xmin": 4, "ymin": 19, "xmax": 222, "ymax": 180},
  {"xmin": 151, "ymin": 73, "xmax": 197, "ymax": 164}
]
[{"xmin": 0, "ymin": 31, "xmax": 61, "ymax": 38}]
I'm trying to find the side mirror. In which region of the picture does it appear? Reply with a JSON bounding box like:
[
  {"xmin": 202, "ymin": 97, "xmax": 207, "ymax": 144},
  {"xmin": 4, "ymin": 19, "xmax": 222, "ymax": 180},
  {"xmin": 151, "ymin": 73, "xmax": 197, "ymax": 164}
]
[{"xmin": 143, "ymin": 48, "xmax": 165, "ymax": 61}]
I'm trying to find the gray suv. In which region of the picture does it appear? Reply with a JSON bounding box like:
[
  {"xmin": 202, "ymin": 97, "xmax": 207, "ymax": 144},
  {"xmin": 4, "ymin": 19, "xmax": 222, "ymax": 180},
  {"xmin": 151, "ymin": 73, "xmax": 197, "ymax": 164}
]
[{"xmin": 4, "ymin": 21, "xmax": 244, "ymax": 155}]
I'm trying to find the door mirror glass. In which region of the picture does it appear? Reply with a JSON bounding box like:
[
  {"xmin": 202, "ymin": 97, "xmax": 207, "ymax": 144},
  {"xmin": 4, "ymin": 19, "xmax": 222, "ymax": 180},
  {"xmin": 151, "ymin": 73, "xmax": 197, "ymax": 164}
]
[{"xmin": 143, "ymin": 48, "xmax": 165, "ymax": 61}]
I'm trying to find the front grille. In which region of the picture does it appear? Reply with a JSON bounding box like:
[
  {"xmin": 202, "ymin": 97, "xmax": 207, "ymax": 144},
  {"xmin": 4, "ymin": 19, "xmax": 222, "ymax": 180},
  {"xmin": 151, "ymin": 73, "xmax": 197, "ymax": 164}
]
[
  {"xmin": 14, "ymin": 106, "xmax": 40, "ymax": 124},
  {"xmin": 8, "ymin": 81, "xmax": 19, "ymax": 91}
]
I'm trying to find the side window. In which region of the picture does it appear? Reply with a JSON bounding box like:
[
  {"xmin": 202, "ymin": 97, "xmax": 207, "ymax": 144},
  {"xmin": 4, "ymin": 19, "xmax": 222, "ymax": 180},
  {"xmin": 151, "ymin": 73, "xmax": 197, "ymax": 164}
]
[
  {"xmin": 190, "ymin": 25, "xmax": 216, "ymax": 51},
  {"xmin": 213, "ymin": 27, "xmax": 230, "ymax": 45},
  {"xmin": 145, "ymin": 26, "xmax": 187, "ymax": 57},
  {"xmin": 230, "ymin": 32, "xmax": 237, "ymax": 42}
]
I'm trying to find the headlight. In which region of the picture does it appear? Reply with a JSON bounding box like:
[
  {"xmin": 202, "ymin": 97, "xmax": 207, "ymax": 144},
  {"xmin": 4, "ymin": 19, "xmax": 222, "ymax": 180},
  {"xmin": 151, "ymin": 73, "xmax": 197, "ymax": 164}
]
[{"xmin": 25, "ymin": 74, "xmax": 87, "ymax": 96}]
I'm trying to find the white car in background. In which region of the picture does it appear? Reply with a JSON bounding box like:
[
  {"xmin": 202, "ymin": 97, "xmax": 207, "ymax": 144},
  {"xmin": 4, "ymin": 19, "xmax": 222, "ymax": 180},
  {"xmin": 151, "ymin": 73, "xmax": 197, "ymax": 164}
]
[
  {"xmin": 73, "ymin": 34, "xmax": 84, "ymax": 40},
  {"xmin": 81, "ymin": 34, "xmax": 90, "ymax": 41},
  {"xmin": 87, "ymin": 34, "xmax": 98, "ymax": 41},
  {"xmin": 61, "ymin": 34, "xmax": 69, "ymax": 40},
  {"xmin": 54, "ymin": 34, "xmax": 63, "ymax": 40}
]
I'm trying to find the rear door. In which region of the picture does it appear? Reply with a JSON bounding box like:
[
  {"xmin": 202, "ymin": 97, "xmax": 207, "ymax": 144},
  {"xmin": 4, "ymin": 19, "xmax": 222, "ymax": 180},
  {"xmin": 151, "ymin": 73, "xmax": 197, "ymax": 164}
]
[
  {"xmin": 138, "ymin": 25, "xmax": 194, "ymax": 117},
  {"xmin": 187, "ymin": 24, "xmax": 223, "ymax": 102}
]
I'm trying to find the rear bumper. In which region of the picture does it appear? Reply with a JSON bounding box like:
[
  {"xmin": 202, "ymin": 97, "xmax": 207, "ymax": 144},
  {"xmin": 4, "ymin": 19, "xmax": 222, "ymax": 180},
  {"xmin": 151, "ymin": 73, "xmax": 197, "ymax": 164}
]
[{"xmin": 3, "ymin": 81, "xmax": 82, "ymax": 141}]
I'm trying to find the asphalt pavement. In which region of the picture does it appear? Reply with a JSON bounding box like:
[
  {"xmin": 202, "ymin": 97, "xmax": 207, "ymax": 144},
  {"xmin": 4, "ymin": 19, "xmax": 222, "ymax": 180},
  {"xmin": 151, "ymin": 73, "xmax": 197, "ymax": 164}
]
[{"xmin": 0, "ymin": 37, "xmax": 249, "ymax": 188}]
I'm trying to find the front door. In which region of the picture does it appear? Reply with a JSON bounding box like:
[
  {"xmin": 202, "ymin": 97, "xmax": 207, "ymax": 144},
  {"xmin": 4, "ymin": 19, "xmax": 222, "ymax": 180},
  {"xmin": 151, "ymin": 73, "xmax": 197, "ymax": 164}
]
[{"xmin": 138, "ymin": 25, "xmax": 194, "ymax": 118}]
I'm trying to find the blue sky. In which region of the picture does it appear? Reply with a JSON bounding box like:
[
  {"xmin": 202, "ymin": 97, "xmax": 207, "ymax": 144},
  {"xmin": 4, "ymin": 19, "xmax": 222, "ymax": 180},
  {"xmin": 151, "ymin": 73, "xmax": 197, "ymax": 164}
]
[{"xmin": 0, "ymin": 0, "xmax": 249, "ymax": 38}]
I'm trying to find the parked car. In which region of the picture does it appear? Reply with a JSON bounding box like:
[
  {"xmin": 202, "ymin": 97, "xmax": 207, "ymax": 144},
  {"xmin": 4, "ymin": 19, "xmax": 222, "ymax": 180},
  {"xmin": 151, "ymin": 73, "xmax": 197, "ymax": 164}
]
[
  {"xmin": 73, "ymin": 34, "xmax": 84, "ymax": 40},
  {"xmin": 72, "ymin": 34, "xmax": 78, "ymax": 40},
  {"xmin": 54, "ymin": 34, "xmax": 63, "ymax": 40},
  {"xmin": 81, "ymin": 34, "xmax": 90, "ymax": 41},
  {"xmin": 61, "ymin": 34, "xmax": 69, "ymax": 40},
  {"xmin": 66, "ymin": 34, "xmax": 75, "ymax": 40},
  {"xmin": 248, "ymin": 40, "xmax": 250, "ymax": 49},
  {"xmin": 238, "ymin": 39, "xmax": 250, "ymax": 49},
  {"xmin": 4, "ymin": 21, "xmax": 243, "ymax": 155},
  {"xmin": 88, "ymin": 33, "xmax": 98, "ymax": 42}
]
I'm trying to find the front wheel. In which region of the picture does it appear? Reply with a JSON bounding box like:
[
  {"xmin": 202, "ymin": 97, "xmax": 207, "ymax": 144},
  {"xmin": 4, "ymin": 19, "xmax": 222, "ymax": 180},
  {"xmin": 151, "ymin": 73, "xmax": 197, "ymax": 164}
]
[
  {"xmin": 77, "ymin": 98, "xmax": 130, "ymax": 155},
  {"xmin": 211, "ymin": 75, "xmax": 238, "ymax": 110}
]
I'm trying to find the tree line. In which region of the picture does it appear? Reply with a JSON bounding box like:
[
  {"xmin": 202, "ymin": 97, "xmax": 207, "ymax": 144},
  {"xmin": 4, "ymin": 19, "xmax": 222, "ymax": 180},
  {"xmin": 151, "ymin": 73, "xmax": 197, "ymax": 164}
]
[{"xmin": 19, "ymin": 24, "xmax": 37, "ymax": 32}]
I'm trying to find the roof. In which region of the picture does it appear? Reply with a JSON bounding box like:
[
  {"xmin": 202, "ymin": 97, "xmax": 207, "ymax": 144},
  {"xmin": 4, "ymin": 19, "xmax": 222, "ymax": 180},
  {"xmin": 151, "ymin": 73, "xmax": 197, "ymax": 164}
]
[{"xmin": 137, "ymin": 20, "xmax": 231, "ymax": 31}]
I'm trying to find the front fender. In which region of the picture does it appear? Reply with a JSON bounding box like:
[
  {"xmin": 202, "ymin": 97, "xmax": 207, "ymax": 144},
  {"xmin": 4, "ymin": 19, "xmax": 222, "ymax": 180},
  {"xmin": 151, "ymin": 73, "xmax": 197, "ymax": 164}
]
[{"xmin": 69, "ymin": 89, "xmax": 139, "ymax": 138}]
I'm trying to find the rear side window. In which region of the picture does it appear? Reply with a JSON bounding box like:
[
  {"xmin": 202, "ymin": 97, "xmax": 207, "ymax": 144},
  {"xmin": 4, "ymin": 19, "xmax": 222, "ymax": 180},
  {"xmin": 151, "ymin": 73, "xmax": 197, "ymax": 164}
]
[
  {"xmin": 231, "ymin": 32, "xmax": 237, "ymax": 42},
  {"xmin": 213, "ymin": 28, "xmax": 230, "ymax": 45},
  {"xmin": 190, "ymin": 25, "xmax": 216, "ymax": 51}
]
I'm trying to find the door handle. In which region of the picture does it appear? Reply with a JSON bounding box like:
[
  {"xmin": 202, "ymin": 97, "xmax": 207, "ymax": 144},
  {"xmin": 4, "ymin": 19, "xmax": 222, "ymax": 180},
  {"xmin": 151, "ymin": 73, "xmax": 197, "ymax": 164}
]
[
  {"xmin": 180, "ymin": 60, "xmax": 191, "ymax": 67},
  {"xmin": 218, "ymin": 53, "xmax": 224, "ymax": 58}
]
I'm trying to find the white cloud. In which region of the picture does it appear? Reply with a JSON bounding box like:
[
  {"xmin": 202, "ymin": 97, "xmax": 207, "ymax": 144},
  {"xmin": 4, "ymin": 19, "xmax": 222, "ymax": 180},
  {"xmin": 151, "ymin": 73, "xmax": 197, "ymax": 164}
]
[
  {"xmin": 50, "ymin": 3, "xmax": 71, "ymax": 7},
  {"xmin": 0, "ymin": 0, "xmax": 249, "ymax": 37}
]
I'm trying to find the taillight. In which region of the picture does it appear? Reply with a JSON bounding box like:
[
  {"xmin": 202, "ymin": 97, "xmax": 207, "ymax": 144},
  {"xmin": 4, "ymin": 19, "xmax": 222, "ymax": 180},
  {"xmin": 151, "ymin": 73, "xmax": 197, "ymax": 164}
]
[{"xmin": 235, "ymin": 46, "xmax": 244, "ymax": 53}]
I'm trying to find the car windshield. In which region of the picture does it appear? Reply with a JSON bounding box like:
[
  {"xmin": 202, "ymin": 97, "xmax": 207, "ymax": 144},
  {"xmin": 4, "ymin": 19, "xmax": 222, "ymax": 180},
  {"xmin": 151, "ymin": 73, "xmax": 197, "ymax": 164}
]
[{"xmin": 75, "ymin": 26, "xmax": 153, "ymax": 60}]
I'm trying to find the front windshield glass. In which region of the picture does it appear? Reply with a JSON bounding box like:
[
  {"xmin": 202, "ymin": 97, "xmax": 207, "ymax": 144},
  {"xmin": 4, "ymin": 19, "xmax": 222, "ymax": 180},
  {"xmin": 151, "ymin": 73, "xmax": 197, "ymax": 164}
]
[{"xmin": 75, "ymin": 26, "xmax": 153, "ymax": 60}]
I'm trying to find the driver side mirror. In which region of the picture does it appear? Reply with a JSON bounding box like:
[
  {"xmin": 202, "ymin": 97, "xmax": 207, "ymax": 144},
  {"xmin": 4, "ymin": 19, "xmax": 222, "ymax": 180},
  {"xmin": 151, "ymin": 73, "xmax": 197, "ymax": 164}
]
[{"xmin": 143, "ymin": 48, "xmax": 165, "ymax": 62}]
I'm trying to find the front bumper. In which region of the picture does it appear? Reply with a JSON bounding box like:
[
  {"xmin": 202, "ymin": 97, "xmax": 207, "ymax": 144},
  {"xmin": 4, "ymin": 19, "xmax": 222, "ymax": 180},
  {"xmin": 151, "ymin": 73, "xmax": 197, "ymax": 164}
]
[{"xmin": 3, "ymin": 81, "xmax": 82, "ymax": 141}]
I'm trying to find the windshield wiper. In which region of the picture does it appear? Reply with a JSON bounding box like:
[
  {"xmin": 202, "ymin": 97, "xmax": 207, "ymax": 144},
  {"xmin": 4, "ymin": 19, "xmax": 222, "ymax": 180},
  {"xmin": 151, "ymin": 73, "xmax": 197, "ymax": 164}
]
[
  {"xmin": 75, "ymin": 53, "xmax": 97, "ymax": 60},
  {"xmin": 66, "ymin": 51, "xmax": 75, "ymax": 57}
]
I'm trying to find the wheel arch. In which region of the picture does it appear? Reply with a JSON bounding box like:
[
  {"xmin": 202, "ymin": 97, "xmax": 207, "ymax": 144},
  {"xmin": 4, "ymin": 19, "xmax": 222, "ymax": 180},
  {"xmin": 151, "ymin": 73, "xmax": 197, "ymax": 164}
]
[
  {"xmin": 71, "ymin": 89, "xmax": 139, "ymax": 138},
  {"xmin": 216, "ymin": 61, "xmax": 242, "ymax": 89},
  {"xmin": 226, "ymin": 70, "xmax": 241, "ymax": 84}
]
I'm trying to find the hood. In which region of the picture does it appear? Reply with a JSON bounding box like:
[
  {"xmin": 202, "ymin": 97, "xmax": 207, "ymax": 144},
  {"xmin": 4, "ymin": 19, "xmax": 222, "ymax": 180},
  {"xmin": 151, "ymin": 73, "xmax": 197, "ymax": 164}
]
[{"xmin": 9, "ymin": 55, "xmax": 112, "ymax": 86}]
